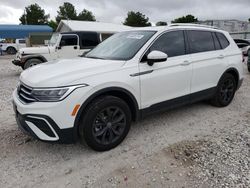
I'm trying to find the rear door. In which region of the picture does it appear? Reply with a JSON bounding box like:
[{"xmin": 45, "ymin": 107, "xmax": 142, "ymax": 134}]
[
  {"xmin": 187, "ymin": 30, "xmax": 226, "ymax": 94},
  {"xmin": 57, "ymin": 34, "xmax": 80, "ymax": 59}
]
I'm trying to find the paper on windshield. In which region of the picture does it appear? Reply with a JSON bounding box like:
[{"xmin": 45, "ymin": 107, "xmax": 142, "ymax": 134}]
[{"xmin": 127, "ymin": 34, "xmax": 144, "ymax": 39}]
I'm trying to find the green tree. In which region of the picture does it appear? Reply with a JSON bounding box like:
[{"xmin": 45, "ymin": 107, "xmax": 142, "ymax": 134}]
[
  {"xmin": 48, "ymin": 20, "xmax": 58, "ymax": 31},
  {"xmin": 123, "ymin": 11, "xmax": 151, "ymax": 27},
  {"xmin": 77, "ymin": 9, "xmax": 96, "ymax": 21},
  {"xmin": 156, "ymin": 21, "xmax": 167, "ymax": 26},
  {"xmin": 56, "ymin": 2, "xmax": 77, "ymax": 23},
  {"xmin": 19, "ymin": 3, "xmax": 49, "ymax": 25},
  {"xmin": 172, "ymin": 14, "xmax": 198, "ymax": 23}
]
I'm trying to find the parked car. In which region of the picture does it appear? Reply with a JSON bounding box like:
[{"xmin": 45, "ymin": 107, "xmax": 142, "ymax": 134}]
[
  {"xmin": 1, "ymin": 39, "xmax": 26, "ymax": 54},
  {"xmin": 234, "ymin": 39, "xmax": 250, "ymax": 56},
  {"xmin": 13, "ymin": 24, "xmax": 243, "ymax": 151},
  {"xmin": 12, "ymin": 31, "xmax": 114, "ymax": 70}
]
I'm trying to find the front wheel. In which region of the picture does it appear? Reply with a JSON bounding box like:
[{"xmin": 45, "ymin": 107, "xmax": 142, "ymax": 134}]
[
  {"xmin": 79, "ymin": 96, "xmax": 132, "ymax": 151},
  {"xmin": 6, "ymin": 47, "xmax": 17, "ymax": 54},
  {"xmin": 210, "ymin": 73, "xmax": 237, "ymax": 107},
  {"xmin": 24, "ymin": 58, "xmax": 42, "ymax": 69}
]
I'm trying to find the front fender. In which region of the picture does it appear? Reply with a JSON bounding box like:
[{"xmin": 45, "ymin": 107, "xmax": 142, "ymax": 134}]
[{"xmin": 22, "ymin": 54, "xmax": 47, "ymax": 63}]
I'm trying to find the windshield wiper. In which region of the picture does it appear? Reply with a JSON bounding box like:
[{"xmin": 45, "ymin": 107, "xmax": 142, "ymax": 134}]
[{"xmin": 86, "ymin": 56, "xmax": 106, "ymax": 60}]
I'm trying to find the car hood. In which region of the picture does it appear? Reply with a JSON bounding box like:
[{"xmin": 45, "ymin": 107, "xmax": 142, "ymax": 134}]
[
  {"xmin": 20, "ymin": 46, "xmax": 50, "ymax": 55},
  {"xmin": 20, "ymin": 57, "xmax": 126, "ymax": 87}
]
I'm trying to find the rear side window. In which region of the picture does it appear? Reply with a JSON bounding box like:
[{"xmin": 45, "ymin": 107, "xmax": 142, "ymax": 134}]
[
  {"xmin": 187, "ymin": 31, "xmax": 215, "ymax": 53},
  {"xmin": 81, "ymin": 33, "xmax": 99, "ymax": 48},
  {"xmin": 19, "ymin": 40, "xmax": 26, "ymax": 44},
  {"xmin": 150, "ymin": 30, "xmax": 186, "ymax": 57},
  {"xmin": 216, "ymin": 33, "xmax": 230, "ymax": 49},
  {"xmin": 60, "ymin": 35, "xmax": 78, "ymax": 46}
]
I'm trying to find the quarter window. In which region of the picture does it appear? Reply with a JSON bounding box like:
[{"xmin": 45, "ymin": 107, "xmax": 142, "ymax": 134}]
[
  {"xmin": 149, "ymin": 31, "xmax": 186, "ymax": 58},
  {"xmin": 216, "ymin": 33, "xmax": 230, "ymax": 49},
  {"xmin": 187, "ymin": 31, "xmax": 215, "ymax": 53},
  {"xmin": 212, "ymin": 33, "xmax": 221, "ymax": 50}
]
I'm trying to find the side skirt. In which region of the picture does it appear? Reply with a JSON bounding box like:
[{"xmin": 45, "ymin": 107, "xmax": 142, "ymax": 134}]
[{"xmin": 140, "ymin": 87, "xmax": 217, "ymax": 118}]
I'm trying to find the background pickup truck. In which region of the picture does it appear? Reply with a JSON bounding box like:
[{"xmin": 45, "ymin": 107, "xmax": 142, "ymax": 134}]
[{"xmin": 1, "ymin": 39, "xmax": 26, "ymax": 54}]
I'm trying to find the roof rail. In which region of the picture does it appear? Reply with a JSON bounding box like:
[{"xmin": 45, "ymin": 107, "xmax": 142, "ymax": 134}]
[{"xmin": 169, "ymin": 23, "xmax": 218, "ymax": 29}]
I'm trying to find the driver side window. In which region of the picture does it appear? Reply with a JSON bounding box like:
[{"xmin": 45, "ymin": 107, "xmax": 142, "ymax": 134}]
[
  {"xmin": 60, "ymin": 35, "xmax": 78, "ymax": 46},
  {"xmin": 150, "ymin": 30, "xmax": 186, "ymax": 58}
]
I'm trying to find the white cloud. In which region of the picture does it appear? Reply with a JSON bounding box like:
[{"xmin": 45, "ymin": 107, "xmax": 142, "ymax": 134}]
[
  {"xmin": 0, "ymin": 0, "xmax": 249, "ymax": 24},
  {"xmin": 0, "ymin": 5, "xmax": 23, "ymax": 24}
]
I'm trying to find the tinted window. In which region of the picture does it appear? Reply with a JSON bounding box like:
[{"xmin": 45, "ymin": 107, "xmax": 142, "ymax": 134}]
[
  {"xmin": 60, "ymin": 35, "xmax": 78, "ymax": 46},
  {"xmin": 150, "ymin": 31, "xmax": 185, "ymax": 57},
  {"xmin": 216, "ymin": 33, "xmax": 229, "ymax": 49},
  {"xmin": 234, "ymin": 39, "xmax": 250, "ymax": 45},
  {"xmin": 187, "ymin": 31, "xmax": 215, "ymax": 53},
  {"xmin": 19, "ymin": 40, "xmax": 26, "ymax": 44},
  {"xmin": 212, "ymin": 33, "xmax": 221, "ymax": 50},
  {"xmin": 81, "ymin": 33, "xmax": 99, "ymax": 48},
  {"xmin": 101, "ymin": 33, "xmax": 113, "ymax": 41}
]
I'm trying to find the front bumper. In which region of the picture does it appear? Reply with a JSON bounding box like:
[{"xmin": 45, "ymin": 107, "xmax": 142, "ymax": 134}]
[
  {"xmin": 12, "ymin": 85, "xmax": 92, "ymax": 143},
  {"xmin": 14, "ymin": 105, "xmax": 75, "ymax": 143},
  {"xmin": 12, "ymin": 59, "xmax": 22, "ymax": 66}
]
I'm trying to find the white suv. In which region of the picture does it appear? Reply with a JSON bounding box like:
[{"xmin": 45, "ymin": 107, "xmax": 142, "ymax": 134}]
[{"xmin": 13, "ymin": 24, "xmax": 243, "ymax": 151}]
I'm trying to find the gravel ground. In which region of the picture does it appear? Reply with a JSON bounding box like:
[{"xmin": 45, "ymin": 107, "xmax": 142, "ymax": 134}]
[{"xmin": 0, "ymin": 55, "xmax": 249, "ymax": 188}]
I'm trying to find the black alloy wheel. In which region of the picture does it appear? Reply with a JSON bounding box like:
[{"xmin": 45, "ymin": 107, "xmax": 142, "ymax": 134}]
[
  {"xmin": 220, "ymin": 78, "xmax": 235, "ymax": 104},
  {"xmin": 211, "ymin": 73, "xmax": 236, "ymax": 107},
  {"xmin": 92, "ymin": 106, "xmax": 126, "ymax": 145},
  {"xmin": 79, "ymin": 96, "xmax": 131, "ymax": 151}
]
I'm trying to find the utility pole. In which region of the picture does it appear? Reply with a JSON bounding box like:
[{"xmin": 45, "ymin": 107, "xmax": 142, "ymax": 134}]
[{"xmin": 24, "ymin": 9, "xmax": 27, "ymax": 25}]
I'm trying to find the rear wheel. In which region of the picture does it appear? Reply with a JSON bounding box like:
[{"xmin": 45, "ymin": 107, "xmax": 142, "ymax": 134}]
[
  {"xmin": 6, "ymin": 47, "xmax": 16, "ymax": 54},
  {"xmin": 210, "ymin": 73, "xmax": 237, "ymax": 107},
  {"xmin": 24, "ymin": 58, "xmax": 42, "ymax": 69},
  {"xmin": 79, "ymin": 96, "xmax": 131, "ymax": 151}
]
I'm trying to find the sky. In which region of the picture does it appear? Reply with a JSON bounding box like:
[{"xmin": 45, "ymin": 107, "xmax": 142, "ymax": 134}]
[{"xmin": 0, "ymin": 0, "xmax": 249, "ymax": 25}]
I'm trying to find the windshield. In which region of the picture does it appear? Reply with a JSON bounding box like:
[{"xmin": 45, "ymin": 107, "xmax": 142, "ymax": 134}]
[
  {"xmin": 86, "ymin": 31, "xmax": 156, "ymax": 60},
  {"xmin": 49, "ymin": 33, "xmax": 59, "ymax": 46}
]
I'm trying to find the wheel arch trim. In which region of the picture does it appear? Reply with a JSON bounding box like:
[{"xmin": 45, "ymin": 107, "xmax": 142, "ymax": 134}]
[{"xmin": 73, "ymin": 87, "xmax": 140, "ymax": 140}]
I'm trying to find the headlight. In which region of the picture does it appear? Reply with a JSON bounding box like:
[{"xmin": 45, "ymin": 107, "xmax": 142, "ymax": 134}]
[{"xmin": 30, "ymin": 84, "xmax": 88, "ymax": 102}]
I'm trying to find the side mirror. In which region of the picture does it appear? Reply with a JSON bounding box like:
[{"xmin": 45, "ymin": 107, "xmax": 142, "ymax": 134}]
[{"xmin": 147, "ymin": 51, "xmax": 168, "ymax": 66}]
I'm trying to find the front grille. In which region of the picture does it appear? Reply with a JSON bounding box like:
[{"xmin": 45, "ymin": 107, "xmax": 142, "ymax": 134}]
[{"xmin": 18, "ymin": 84, "xmax": 37, "ymax": 104}]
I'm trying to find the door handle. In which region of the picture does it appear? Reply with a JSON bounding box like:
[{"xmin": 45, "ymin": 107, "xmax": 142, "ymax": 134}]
[
  {"xmin": 180, "ymin": 60, "xmax": 191, "ymax": 66},
  {"xmin": 217, "ymin": 55, "xmax": 224, "ymax": 59}
]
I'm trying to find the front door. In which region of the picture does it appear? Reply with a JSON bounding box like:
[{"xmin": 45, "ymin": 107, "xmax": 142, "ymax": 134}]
[
  {"xmin": 139, "ymin": 30, "xmax": 192, "ymax": 109},
  {"xmin": 57, "ymin": 34, "xmax": 80, "ymax": 59}
]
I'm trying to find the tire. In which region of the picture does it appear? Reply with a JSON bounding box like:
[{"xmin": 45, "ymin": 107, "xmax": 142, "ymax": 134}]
[
  {"xmin": 6, "ymin": 47, "xmax": 17, "ymax": 54},
  {"xmin": 24, "ymin": 58, "xmax": 42, "ymax": 70},
  {"xmin": 210, "ymin": 73, "xmax": 237, "ymax": 107},
  {"xmin": 79, "ymin": 96, "xmax": 132, "ymax": 151}
]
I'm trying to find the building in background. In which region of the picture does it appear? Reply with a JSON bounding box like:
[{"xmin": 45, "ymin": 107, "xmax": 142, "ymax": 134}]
[
  {"xmin": 0, "ymin": 25, "xmax": 53, "ymax": 46},
  {"xmin": 56, "ymin": 20, "xmax": 131, "ymax": 40},
  {"xmin": 198, "ymin": 20, "xmax": 250, "ymax": 39}
]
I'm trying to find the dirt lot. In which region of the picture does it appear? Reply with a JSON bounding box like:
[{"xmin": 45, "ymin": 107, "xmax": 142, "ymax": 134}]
[{"xmin": 0, "ymin": 55, "xmax": 249, "ymax": 188}]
